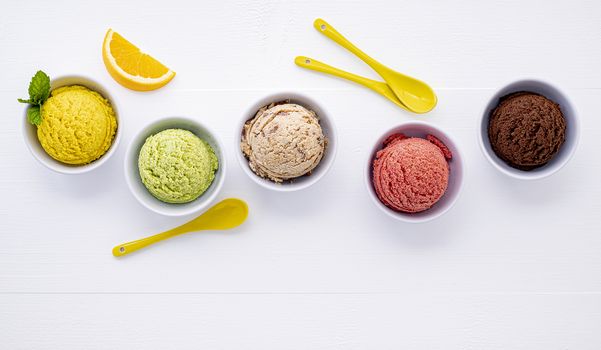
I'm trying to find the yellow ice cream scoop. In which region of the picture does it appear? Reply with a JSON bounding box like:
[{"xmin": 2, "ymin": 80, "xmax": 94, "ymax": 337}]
[
  {"xmin": 112, "ymin": 198, "xmax": 249, "ymax": 257},
  {"xmin": 37, "ymin": 85, "xmax": 117, "ymax": 165}
]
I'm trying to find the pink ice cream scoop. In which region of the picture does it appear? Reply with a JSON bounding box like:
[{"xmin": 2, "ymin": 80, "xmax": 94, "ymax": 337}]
[{"xmin": 372, "ymin": 133, "xmax": 452, "ymax": 213}]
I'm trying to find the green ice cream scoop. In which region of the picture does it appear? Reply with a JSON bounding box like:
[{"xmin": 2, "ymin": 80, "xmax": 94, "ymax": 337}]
[{"xmin": 138, "ymin": 129, "xmax": 218, "ymax": 204}]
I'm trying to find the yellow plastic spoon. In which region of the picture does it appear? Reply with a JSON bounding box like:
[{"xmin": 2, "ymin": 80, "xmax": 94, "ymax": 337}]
[
  {"xmin": 313, "ymin": 18, "xmax": 437, "ymax": 114},
  {"xmin": 112, "ymin": 198, "xmax": 248, "ymax": 257},
  {"xmin": 295, "ymin": 56, "xmax": 408, "ymax": 111}
]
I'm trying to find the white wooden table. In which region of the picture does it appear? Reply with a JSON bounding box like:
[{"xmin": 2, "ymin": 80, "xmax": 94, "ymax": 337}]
[{"xmin": 2, "ymin": 0, "xmax": 601, "ymax": 348}]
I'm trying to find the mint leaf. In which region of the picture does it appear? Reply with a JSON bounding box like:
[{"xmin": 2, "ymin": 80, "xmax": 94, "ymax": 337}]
[
  {"xmin": 19, "ymin": 71, "xmax": 51, "ymax": 126},
  {"xmin": 26, "ymin": 106, "xmax": 42, "ymax": 126},
  {"xmin": 28, "ymin": 71, "xmax": 50, "ymax": 104},
  {"xmin": 29, "ymin": 71, "xmax": 50, "ymax": 103}
]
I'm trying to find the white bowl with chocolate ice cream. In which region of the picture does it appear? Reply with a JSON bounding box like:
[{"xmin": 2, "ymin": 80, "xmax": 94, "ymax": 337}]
[
  {"xmin": 237, "ymin": 92, "xmax": 337, "ymax": 192},
  {"xmin": 479, "ymin": 79, "xmax": 579, "ymax": 180}
]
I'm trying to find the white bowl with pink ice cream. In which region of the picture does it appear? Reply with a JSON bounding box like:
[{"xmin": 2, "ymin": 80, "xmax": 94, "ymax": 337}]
[{"xmin": 365, "ymin": 121, "xmax": 464, "ymax": 223}]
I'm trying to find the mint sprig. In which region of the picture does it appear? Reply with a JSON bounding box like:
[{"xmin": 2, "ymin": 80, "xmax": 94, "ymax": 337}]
[{"xmin": 18, "ymin": 71, "xmax": 51, "ymax": 126}]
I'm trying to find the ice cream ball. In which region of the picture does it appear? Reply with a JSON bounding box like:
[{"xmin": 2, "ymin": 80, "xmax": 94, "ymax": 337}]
[
  {"xmin": 372, "ymin": 133, "xmax": 451, "ymax": 213},
  {"xmin": 138, "ymin": 129, "xmax": 218, "ymax": 204},
  {"xmin": 241, "ymin": 102, "xmax": 327, "ymax": 183}
]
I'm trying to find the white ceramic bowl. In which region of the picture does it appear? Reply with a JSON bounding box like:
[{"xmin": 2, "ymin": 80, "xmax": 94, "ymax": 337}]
[
  {"xmin": 478, "ymin": 79, "xmax": 579, "ymax": 180},
  {"xmin": 22, "ymin": 75, "xmax": 122, "ymax": 174},
  {"xmin": 365, "ymin": 121, "xmax": 464, "ymax": 223},
  {"xmin": 124, "ymin": 117, "xmax": 226, "ymax": 216},
  {"xmin": 236, "ymin": 92, "xmax": 337, "ymax": 192}
]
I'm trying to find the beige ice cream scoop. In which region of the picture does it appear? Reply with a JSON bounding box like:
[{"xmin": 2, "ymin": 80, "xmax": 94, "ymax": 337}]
[{"xmin": 241, "ymin": 102, "xmax": 326, "ymax": 183}]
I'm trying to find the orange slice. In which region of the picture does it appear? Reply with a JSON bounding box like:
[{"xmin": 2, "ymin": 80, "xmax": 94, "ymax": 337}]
[{"xmin": 102, "ymin": 29, "xmax": 175, "ymax": 91}]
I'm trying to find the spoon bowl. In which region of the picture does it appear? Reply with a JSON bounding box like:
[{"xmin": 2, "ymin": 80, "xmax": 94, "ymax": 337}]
[{"xmin": 380, "ymin": 66, "xmax": 438, "ymax": 114}]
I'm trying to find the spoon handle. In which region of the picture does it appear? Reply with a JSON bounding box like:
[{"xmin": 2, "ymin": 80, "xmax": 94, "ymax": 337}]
[
  {"xmin": 294, "ymin": 56, "xmax": 405, "ymax": 110},
  {"xmin": 313, "ymin": 18, "xmax": 383, "ymax": 71},
  {"xmin": 112, "ymin": 229, "xmax": 182, "ymax": 257}
]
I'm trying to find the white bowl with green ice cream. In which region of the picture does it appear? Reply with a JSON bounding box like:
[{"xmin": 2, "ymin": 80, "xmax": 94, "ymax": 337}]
[{"xmin": 124, "ymin": 117, "xmax": 225, "ymax": 216}]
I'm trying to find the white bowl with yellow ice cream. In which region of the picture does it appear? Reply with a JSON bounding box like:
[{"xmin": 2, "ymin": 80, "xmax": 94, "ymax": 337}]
[{"xmin": 22, "ymin": 75, "xmax": 121, "ymax": 174}]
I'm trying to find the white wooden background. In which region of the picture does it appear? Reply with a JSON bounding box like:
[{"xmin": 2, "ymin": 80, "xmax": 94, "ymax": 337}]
[{"xmin": 2, "ymin": 0, "xmax": 601, "ymax": 348}]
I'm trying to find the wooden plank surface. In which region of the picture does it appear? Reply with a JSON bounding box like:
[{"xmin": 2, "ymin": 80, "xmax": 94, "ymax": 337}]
[{"xmin": 1, "ymin": 0, "xmax": 600, "ymax": 348}]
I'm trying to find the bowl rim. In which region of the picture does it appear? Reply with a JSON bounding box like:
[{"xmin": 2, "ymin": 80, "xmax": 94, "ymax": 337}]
[
  {"xmin": 124, "ymin": 116, "xmax": 226, "ymax": 217},
  {"xmin": 21, "ymin": 74, "xmax": 122, "ymax": 175},
  {"xmin": 364, "ymin": 120, "xmax": 464, "ymax": 224},
  {"xmin": 477, "ymin": 78, "xmax": 580, "ymax": 180},
  {"xmin": 235, "ymin": 91, "xmax": 338, "ymax": 192}
]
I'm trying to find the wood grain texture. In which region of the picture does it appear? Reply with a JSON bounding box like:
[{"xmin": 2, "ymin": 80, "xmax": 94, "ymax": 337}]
[
  {"xmin": 2, "ymin": 294, "xmax": 601, "ymax": 349},
  {"xmin": 1, "ymin": 0, "xmax": 601, "ymax": 348}
]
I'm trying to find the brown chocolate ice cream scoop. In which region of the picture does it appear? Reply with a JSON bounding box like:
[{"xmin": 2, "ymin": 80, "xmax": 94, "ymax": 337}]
[{"xmin": 488, "ymin": 92, "xmax": 566, "ymax": 170}]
